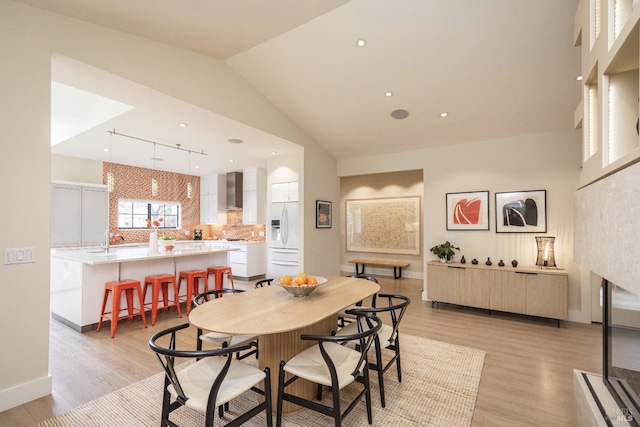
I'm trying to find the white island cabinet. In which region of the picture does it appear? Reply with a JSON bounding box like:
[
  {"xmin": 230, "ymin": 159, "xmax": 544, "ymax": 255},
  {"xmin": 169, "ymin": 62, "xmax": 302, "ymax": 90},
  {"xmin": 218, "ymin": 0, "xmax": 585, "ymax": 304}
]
[{"xmin": 50, "ymin": 244, "xmax": 237, "ymax": 332}]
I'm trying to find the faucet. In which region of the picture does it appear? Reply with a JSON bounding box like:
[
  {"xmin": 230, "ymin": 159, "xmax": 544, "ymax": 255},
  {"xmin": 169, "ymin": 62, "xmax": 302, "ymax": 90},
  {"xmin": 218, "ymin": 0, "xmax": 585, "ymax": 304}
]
[{"xmin": 104, "ymin": 229, "xmax": 110, "ymax": 253}]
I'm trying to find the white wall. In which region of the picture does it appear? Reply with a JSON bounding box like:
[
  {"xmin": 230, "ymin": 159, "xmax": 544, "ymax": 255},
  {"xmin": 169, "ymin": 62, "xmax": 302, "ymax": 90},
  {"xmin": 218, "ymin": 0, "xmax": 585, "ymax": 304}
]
[
  {"xmin": 51, "ymin": 154, "xmax": 103, "ymax": 184},
  {"xmin": 338, "ymin": 129, "xmax": 589, "ymax": 323},
  {"xmin": 0, "ymin": 0, "xmax": 52, "ymax": 411},
  {"xmin": 0, "ymin": 0, "xmax": 339, "ymax": 410}
]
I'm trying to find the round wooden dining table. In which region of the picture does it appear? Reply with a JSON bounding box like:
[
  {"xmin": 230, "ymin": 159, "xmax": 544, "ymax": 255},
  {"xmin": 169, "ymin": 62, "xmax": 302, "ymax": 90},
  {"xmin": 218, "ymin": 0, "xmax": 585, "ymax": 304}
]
[{"xmin": 188, "ymin": 275, "xmax": 380, "ymax": 413}]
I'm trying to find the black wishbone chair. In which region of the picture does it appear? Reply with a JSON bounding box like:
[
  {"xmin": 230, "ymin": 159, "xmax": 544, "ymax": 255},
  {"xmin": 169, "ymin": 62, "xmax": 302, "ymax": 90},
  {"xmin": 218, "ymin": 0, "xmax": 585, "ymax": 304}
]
[
  {"xmin": 192, "ymin": 289, "xmax": 258, "ymax": 360},
  {"xmin": 337, "ymin": 275, "xmax": 379, "ymax": 327},
  {"xmin": 148, "ymin": 323, "xmax": 272, "ymax": 427},
  {"xmin": 254, "ymin": 278, "xmax": 274, "ymax": 288},
  {"xmin": 336, "ymin": 293, "xmax": 410, "ymax": 408},
  {"xmin": 276, "ymin": 311, "xmax": 382, "ymax": 427}
]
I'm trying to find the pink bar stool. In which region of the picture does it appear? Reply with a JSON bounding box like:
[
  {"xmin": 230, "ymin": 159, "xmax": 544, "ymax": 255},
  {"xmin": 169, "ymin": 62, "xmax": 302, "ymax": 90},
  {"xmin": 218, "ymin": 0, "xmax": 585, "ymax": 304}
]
[
  {"xmin": 177, "ymin": 269, "xmax": 208, "ymax": 315},
  {"xmin": 143, "ymin": 274, "xmax": 182, "ymax": 325},
  {"xmin": 207, "ymin": 266, "xmax": 235, "ymax": 291},
  {"xmin": 97, "ymin": 279, "xmax": 148, "ymax": 338}
]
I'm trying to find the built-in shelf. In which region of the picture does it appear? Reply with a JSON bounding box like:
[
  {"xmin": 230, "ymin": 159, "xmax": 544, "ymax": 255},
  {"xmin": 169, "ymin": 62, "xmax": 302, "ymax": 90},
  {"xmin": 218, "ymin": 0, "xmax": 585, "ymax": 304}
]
[{"xmin": 576, "ymin": 0, "xmax": 640, "ymax": 185}]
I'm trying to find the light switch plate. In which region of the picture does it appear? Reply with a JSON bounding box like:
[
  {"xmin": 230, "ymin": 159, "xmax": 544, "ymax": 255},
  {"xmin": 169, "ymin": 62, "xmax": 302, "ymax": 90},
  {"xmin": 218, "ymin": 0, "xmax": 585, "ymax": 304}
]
[{"xmin": 4, "ymin": 247, "xmax": 35, "ymax": 265}]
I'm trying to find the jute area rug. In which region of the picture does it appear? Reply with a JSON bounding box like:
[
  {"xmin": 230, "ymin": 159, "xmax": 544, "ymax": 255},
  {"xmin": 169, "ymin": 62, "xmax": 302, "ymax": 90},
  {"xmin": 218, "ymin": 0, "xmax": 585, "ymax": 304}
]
[{"xmin": 34, "ymin": 334, "xmax": 485, "ymax": 427}]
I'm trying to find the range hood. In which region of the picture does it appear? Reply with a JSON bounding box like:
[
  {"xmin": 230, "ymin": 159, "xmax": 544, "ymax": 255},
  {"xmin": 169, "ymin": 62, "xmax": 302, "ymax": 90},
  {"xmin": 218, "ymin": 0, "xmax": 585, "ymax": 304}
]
[{"xmin": 226, "ymin": 172, "xmax": 243, "ymax": 209}]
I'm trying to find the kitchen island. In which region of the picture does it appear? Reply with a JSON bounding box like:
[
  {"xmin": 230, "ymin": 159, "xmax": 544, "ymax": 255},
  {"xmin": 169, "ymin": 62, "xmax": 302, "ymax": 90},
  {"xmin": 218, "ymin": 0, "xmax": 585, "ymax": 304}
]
[{"xmin": 50, "ymin": 243, "xmax": 238, "ymax": 332}]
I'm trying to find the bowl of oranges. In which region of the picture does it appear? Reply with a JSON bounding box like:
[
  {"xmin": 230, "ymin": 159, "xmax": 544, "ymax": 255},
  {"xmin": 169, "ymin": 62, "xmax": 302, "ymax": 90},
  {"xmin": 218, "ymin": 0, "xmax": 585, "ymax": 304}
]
[{"xmin": 275, "ymin": 272, "xmax": 328, "ymax": 297}]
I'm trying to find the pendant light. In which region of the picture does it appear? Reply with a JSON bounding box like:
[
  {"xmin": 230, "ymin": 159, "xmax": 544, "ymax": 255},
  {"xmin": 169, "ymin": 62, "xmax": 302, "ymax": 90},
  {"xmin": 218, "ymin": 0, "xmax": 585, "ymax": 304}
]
[
  {"xmin": 107, "ymin": 131, "xmax": 115, "ymax": 192},
  {"xmin": 151, "ymin": 142, "xmax": 158, "ymax": 196},
  {"xmin": 187, "ymin": 149, "xmax": 193, "ymax": 199}
]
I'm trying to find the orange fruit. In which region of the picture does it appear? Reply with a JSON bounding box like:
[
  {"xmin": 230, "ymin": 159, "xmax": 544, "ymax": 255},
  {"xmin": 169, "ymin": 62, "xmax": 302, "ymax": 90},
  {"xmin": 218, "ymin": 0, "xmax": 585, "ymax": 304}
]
[
  {"xmin": 295, "ymin": 272, "xmax": 307, "ymax": 285},
  {"xmin": 307, "ymin": 276, "xmax": 318, "ymax": 285},
  {"xmin": 280, "ymin": 275, "xmax": 292, "ymax": 285}
]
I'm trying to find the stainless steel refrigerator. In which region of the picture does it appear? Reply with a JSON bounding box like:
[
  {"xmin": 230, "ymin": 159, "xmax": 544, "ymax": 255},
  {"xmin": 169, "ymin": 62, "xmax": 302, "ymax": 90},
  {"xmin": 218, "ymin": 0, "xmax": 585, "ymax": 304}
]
[{"xmin": 269, "ymin": 201, "xmax": 299, "ymax": 277}]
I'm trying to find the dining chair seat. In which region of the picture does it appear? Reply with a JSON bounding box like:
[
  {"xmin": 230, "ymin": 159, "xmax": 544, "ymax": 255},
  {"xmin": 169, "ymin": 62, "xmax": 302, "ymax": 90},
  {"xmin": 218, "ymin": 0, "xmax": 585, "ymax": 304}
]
[
  {"xmin": 193, "ymin": 289, "xmax": 258, "ymax": 360},
  {"xmin": 283, "ymin": 341, "xmax": 362, "ymax": 388},
  {"xmin": 200, "ymin": 331, "xmax": 258, "ymax": 348},
  {"xmin": 148, "ymin": 323, "xmax": 272, "ymax": 427},
  {"xmin": 275, "ymin": 311, "xmax": 382, "ymax": 427},
  {"xmin": 339, "ymin": 321, "xmax": 394, "ymax": 346},
  {"xmin": 168, "ymin": 355, "xmax": 267, "ymax": 413}
]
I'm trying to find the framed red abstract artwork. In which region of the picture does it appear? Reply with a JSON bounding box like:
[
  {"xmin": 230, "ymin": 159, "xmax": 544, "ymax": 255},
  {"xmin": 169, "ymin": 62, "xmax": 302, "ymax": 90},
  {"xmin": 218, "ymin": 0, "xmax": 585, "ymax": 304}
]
[{"xmin": 446, "ymin": 191, "xmax": 490, "ymax": 230}]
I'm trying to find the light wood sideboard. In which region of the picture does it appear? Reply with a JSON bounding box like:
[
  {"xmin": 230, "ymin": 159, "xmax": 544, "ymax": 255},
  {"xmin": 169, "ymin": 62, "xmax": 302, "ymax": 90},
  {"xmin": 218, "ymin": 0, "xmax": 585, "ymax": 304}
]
[{"xmin": 427, "ymin": 260, "xmax": 568, "ymax": 326}]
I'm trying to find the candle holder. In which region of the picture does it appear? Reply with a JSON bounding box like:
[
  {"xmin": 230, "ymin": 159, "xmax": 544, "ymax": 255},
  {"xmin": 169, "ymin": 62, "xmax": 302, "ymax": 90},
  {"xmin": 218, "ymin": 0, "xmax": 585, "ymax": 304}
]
[{"xmin": 535, "ymin": 236, "xmax": 556, "ymax": 269}]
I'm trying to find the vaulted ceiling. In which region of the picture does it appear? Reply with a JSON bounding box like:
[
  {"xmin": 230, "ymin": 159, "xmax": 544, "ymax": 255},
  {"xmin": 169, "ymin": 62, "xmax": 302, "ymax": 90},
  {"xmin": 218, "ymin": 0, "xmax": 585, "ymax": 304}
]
[{"xmin": 15, "ymin": 0, "xmax": 581, "ymax": 175}]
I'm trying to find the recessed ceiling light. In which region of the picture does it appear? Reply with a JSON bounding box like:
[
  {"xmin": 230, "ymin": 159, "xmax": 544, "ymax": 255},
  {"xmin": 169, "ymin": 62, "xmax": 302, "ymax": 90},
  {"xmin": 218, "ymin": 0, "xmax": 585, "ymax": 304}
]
[
  {"xmin": 103, "ymin": 148, "xmax": 109, "ymax": 152},
  {"xmin": 229, "ymin": 159, "xmax": 234, "ymax": 163},
  {"xmin": 440, "ymin": 112, "xmax": 448, "ymax": 118},
  {"xmin": 384, "ymin": 91, "xmax": 393, "ymax": 97},
  {"xmin": 271, "ymin": 151, "xmax": 277, "ymax": 155},
  {"xmin": 228, "ymin": 138, "xmax": 244, "ymax": 144},
  {"xmin": 356, "ymin": 38, "xmax": 367, "ymax": 47},
  {"xmin": 576, "ymin": 75, "xmax": 583, "ymax": 81},
  {"xmin": 391, "ymin": 109, "xmax": 409, "ymax": 120},
  {"xmin": 179, "ymin": 122, "xmax": 188, "ymax": 127}
]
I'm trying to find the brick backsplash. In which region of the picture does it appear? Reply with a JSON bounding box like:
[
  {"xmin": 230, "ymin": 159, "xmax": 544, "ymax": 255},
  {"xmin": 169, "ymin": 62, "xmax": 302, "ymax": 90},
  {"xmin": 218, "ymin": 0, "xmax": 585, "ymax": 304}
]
[{"xmin": 104, "ymin": 162, "xmax": 265, "ymax": 244}]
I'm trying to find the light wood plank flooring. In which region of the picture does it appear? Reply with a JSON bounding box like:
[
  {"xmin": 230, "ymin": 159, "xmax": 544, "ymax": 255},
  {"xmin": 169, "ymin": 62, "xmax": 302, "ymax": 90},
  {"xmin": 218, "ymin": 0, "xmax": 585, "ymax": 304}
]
[{"xmin": 0, "ymin": 274, "xmax": 601, "ymax": 426}]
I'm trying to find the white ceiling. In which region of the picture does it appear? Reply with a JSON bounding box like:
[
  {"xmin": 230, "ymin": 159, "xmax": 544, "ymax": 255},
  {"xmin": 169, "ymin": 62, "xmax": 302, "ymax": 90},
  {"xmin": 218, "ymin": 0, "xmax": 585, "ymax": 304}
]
[{"xmin": 16, "ymin": 0, "xmax": 581, "ymax": 176}]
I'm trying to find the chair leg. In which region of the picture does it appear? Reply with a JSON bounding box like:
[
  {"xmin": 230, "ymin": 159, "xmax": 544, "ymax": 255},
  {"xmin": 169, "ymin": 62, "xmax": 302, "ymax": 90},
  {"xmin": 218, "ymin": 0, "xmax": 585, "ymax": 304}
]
[
  {"xmin": 125, "ymin": 288, "xmax": 135, "ymax": 321},
  {"xmin": 111, "ymin": 287, "xmax": 121, "ymax": 338},
  {"xmin": 331, "ymin": 378, "xmax": 342, "ymax": 426},
  {"xmin": 276, "ymin": 361, "xmax": 286, "ymax": 427},
  {"xmin": 364, "ymin": 363, "xmax": 373, "ymax": 424},
  {"xmin": 161, "ymin": 282, "xmax": 170, "ymax": 312},
  {"xmin": 151, "ymin": 282, "xmax": 160, "ymax": 325},
  {"xmin": 264, "ymin": 367, "xmax": 273, "ymax": 427},
  {"xmin": 171, "ymin": 279, "xmax": 182, "ymax": 318},
  {"xmin": 394, "ymin": 341, "xmax": 402, "ymax": 382},
  {"xmin": 135, "ymin": 283, "xmax": 148, "ymax": 328},
  {"xmin": 185, "ymin": 277, "xmax": 193, "ymax": 315},
  {"xmin": 96, "ymin": 288, "xmax": 109, "ymax": 332},
  {"xmin": 161, "ymin": 377, "xmax": 173, "ymax": 427},
  {"xmin": 375, "ymin": 341, "xmax": 386, "ymax": 408},
  {"xmin": 227, "ymin": 271, "xmax": 235, "ymax": 289}
]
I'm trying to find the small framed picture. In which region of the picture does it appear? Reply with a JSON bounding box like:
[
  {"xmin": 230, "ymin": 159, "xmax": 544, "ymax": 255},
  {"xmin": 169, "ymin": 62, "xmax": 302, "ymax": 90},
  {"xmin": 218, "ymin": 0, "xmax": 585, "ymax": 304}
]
[
  {"xmin": 446, "ymin": 191, "xmax": 490, "ymax": 230},
  {"xmin": 495, "ymin": 190, "xmax": 547, "ymax": 233},
  {"xmin": 316, "ymin": 200, "xmax": 332, "ymax": 228}
]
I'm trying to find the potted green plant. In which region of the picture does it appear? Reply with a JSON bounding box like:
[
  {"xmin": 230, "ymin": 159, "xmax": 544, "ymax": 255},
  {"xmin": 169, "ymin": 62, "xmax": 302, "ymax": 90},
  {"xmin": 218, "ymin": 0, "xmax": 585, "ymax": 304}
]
[
  {"xmin": 158, "ymin": 235, "xmax": 176, "ymax": 250},
  {"xmin": 429, "ymin": 241, "xmax": 460, "ymax": 263}
]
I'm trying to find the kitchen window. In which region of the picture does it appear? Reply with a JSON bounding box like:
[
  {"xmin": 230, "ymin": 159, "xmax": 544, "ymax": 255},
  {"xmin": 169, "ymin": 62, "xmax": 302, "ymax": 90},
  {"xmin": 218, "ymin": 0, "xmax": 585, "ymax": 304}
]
[{"xmin": 117, "ymin": 199, "xmax": 180, "ymax": 229}]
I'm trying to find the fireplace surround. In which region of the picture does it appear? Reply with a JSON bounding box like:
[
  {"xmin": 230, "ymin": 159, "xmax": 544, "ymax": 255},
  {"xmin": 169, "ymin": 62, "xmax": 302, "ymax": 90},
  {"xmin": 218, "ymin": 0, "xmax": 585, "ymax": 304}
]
[{"xmin": 602, "ymin": 278, "xmax": 640, "ymax": 425}]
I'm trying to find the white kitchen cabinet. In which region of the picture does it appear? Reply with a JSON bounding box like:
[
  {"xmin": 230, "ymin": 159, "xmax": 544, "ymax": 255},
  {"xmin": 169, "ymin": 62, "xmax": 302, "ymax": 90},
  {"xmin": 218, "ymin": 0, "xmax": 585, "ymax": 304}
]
[
  {"xmin": 272, "ymin": 181, "xmax": 299, "ymax": 203},
  {"xmin": 51, "ymin": 182, "xmax": 108, "ymax": 248},
  {"xmin": 200, "ymin": 174, "xmax": 226, "ymax": 224},
  {"xmin": 243, "ymin": 168, "xmax": 266, "ymax": 224},
  {"xmin": 228, "ymin": 242, "xmax": 267, "ymax": 279}
]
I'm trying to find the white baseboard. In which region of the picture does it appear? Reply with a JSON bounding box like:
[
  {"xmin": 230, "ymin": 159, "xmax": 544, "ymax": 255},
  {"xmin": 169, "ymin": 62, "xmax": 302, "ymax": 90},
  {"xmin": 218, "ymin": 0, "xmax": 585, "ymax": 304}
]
[{"xmin": 0, "ymin": 374, "xmax": 52, "ymax": 412}]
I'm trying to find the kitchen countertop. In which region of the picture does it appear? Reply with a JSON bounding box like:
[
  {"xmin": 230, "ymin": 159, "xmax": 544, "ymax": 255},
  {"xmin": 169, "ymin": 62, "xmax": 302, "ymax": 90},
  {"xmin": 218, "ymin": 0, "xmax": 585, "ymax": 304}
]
[{"xmin": 50, "ymin": 245, "xmax": 237, "ymax": 265}]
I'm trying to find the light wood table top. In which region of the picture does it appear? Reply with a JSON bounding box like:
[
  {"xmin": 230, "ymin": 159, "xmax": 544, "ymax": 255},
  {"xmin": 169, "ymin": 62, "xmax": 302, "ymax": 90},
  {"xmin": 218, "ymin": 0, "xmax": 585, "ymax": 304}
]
[{"xmin": 188, "ymin": 275, "xmax": 380, "ymax": 335}]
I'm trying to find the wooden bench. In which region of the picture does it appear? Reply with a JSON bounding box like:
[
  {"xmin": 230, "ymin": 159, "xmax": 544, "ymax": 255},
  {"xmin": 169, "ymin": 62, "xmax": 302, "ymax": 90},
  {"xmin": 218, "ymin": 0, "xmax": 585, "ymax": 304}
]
[{"xmin": 348, "ymin": 259, "xmax": 410, "ymax": 279}]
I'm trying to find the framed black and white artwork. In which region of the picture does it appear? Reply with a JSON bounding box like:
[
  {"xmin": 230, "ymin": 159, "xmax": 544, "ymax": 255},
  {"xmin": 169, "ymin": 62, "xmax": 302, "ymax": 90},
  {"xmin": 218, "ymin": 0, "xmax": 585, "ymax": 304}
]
[{"xmin": 495, "ymin": 190, "xmax": 547, "ymax": 233}]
